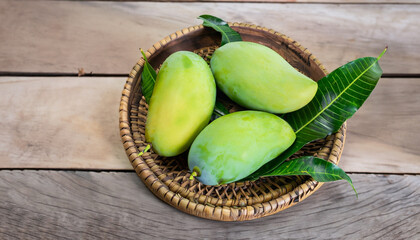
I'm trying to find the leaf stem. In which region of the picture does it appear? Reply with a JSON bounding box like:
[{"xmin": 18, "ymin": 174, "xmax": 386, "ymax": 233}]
[
  {"xmin": 138, "ymin": 144, "xmax": 151, "ymax": 157},
  {"xmin": 378, "ymin": 46, "xmax": 388, "ymax": 60}
]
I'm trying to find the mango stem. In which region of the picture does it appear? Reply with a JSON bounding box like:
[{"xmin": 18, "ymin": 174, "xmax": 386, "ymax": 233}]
[{"xmin": 189, "ymin": 171, "xmax": 198, "ymax": 180}]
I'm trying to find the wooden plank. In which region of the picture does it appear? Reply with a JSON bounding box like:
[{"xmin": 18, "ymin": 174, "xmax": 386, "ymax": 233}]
[
  {"xmin": 0, "ymin": 171, "xmax": 418, "ymax": 239},
  {"xmin": 79, "ymin": 0, "xmax": 420, "ymax": 3},
  {"xmin": 0, "ymin": 77, "xmax": 130, "ymax": 170},
  {"xmin": 0, "ymin": 1, "xmax": 419, "ymax": 74},
  {"xmin": 341, "ymin": 78, "xmax": 420, "ymax": 173},
  {"xmin": 1, "ymin": 77, "xmax": 419, "ymax": 173}
]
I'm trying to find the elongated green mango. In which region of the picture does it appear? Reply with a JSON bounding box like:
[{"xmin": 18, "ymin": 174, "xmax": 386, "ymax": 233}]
[
  {"xmin": 188, "ymin": 111, "xmax": 296, "ymax": 185},
  {"xmin": 145, "ymin": 51, "xmax": 216, "ymax": 157},
  {"xmin": 210, "ymin": 41, "xmax": 318, "ymax": 114}
]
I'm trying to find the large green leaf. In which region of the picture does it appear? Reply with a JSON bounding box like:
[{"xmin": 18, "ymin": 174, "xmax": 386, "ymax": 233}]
[
  {"xmin": 198, "ymin": 15, "xmax": 242, "ymax": 46},
  {"xmin": 245, "ymin": 48, "xmax": 386, "ymax": 180},
  {"xmin": 140, "ymin": 49, "xmax": 157, "ymax": 104},
  {"xmin": 265, "ymin": 156, "xmax": 357, "ymax": 196}
]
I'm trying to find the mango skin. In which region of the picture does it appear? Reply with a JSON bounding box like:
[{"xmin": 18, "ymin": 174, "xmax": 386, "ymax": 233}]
[
  {"xmin": 210, "ymin": 41, "xmax": 318, "ymax": 114},
  {"xmin": 188, "ymin": 111, "xmax": 296, "ymax": 185},
  {"xmin": 145, "ymin": 51, "xmax": 216, "ymax": 157}
]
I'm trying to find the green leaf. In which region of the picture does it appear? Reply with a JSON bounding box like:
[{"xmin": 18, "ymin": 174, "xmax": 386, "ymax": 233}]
[
  {"xmin": 245, "ymin": 48, "xmax": 386, "ymax": 180},
  {"xmin": 140, "ymin": 49, "xmax": 157, "ymax": 104},
  {"xmin": 198, "ymin": 15, "xmax": 242, "ymax": 46},
  {"xmin": 265, "ymin": 156, "xmax": 357, "ymax": 197},
  {"xmin": 211, "ymin": 100, "xmax": 229, "ymax": 121}
]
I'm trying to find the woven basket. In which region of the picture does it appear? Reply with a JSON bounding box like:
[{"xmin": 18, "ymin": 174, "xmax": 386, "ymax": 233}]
[{"xmin": 119, "ymin": 23, "xmax": 346, "ymax": 221}]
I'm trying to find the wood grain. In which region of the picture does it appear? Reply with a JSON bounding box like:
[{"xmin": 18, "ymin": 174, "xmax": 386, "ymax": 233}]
[
  {"xmin": 341, "ymin": 78, "xmax": 420, "ymax": 173},
  {"xmin": 0, "ymin": 77, "xmax": 419, "ymax": 173},
  {"xmin": 0, "ymin": 1, "xmax": 419, "ymax": 74},
  {"xmin": 84, "ymin": 0, "xmax": 420, "ymax": 3},
  {"xmin": 0, "ymin": 77, "xmax": 130, "ymax": 170},
  {"xmin": 0, "ymin": 171, "xmax": 418, "ymax": 239}
]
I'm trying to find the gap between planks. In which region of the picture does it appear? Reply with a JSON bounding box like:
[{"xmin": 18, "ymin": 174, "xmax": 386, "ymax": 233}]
[
  {"xmin": 0, "ymin": 168, "xmax": 419, "ymax": 176},
  {"xmin": 1, "ymin": 72, "xmax": 420, "ymax": 78}
]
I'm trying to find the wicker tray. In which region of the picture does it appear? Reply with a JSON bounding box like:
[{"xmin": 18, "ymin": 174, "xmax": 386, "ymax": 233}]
[{"xmin": 119, "ymin": 23, "xmax": 346, "ymax": 221}]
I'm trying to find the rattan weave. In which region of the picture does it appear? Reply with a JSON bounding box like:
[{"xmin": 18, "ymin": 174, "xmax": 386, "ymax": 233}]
[{"xmin": 119, "ymin": 23, "xmax": 346, "ymax": 221}]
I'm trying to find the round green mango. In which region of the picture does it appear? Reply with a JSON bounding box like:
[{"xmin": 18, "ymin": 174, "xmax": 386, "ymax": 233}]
[
  {"xmin": 210, "ymin": 41, "xmax": 318, "ymax": 114},
  {"xmin": 145, "ymin": 51, "xmax": 216, "ymax": 157},
  {"xmin": 188, "ymin": 111, "xmax": 296, "ymax": 185}
]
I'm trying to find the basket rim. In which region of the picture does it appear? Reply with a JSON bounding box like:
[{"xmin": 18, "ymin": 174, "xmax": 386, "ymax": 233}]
[{"xmin": 119, "ymin": 22, "xmax": 346, "ymax": 221}]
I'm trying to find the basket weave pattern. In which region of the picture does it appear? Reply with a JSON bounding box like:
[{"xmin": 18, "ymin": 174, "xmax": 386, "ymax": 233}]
[{"xmin": 120, "ymin": 23, "xmax": 346, "ymax": 221}]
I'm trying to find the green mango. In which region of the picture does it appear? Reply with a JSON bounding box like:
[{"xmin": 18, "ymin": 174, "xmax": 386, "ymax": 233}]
[
  {"xmin": 145, "ymin": 51, "xmax": 216, "ymax": 157},
  {"xmin": 210, "ymin": 41, "xmax": 318, "ymax": 114},
  {"xmin": 188, "ymin": 111, "xmax": 296, "ymax": 185}
]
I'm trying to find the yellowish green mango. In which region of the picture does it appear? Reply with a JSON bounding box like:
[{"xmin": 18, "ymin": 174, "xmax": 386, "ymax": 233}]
[
  {"xmin": 188, "ymin": 111, "xmax": 296, "ymax": 185},
  {"xmin": 145, "ymin": 51, "xmax": 216, "ymax": 157},
  {"xmin": 210, "ymin": 41, "xmax": 318, "ymax": 114}
]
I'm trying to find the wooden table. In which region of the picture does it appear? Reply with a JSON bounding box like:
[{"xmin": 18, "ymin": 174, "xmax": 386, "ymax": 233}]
[{"xmin": 1, "ymin": 0, "xmax": 419, "ymax": 238}]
